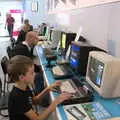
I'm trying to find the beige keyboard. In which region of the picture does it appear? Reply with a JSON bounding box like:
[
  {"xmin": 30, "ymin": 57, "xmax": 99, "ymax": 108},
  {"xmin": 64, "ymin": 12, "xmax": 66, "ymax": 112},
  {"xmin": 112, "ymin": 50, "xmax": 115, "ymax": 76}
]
[
  {"xmin": 52, "ymin": 66, "xmax": 65, "ymax": 76},
  {"xmin": 60, "ymin": 80, "xmax": 76, "ymax": 94}
]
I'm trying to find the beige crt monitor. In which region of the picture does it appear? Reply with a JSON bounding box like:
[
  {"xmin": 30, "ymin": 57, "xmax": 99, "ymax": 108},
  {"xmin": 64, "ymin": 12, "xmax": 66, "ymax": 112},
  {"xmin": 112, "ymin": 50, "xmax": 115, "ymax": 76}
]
[{"xmin": 86, "ymin": 51, "xmax": 120, "ymax": 98}]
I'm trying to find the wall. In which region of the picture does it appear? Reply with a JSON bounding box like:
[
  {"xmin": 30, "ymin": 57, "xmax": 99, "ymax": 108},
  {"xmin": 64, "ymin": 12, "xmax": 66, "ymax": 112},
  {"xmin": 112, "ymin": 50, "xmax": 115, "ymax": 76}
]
[
  {"xmin": 24, "ymin": 0, "xmax": 47, "ymax": 28},
  {"xmin": 24, "ymin": 1, "xmax": 120, "ymax": 58},
  {"xmin": 46, "ymin": 1, "xmax": 120, "ymax": 57}
]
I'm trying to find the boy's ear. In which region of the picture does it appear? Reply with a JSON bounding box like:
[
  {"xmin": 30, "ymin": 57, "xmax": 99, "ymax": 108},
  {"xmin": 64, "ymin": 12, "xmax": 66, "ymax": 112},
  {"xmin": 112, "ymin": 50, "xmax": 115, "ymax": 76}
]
[{"xmin": 19, "ymin": 74, "xmax": 25, "ymax": 81}]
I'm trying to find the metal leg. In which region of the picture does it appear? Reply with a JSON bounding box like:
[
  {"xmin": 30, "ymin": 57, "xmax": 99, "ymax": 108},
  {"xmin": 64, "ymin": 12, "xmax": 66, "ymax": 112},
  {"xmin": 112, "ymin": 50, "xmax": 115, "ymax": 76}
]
[
  {"xmin": 0, "ymin": 75, "xmax": 8, "ymax": 117},
  {"xmin": 3, "ymin": 75, "xmax": 6, "ymax": 96}
]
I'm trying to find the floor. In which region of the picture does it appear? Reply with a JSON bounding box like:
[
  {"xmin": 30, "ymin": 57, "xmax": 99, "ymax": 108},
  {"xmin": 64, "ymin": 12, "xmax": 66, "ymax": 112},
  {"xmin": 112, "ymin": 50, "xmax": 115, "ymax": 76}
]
[{"xmin": 0, "ymin": 25, "xmax": 10, "ymax": 120}]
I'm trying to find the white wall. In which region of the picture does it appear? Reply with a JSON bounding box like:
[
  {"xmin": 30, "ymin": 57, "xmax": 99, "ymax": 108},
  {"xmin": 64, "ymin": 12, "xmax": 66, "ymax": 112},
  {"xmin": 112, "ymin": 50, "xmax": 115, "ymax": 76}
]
[
  {"xmin": 24, "ymin": 1, "xmax": 120, "ymax": 58},
  {"xmin": 46, "ymin": 1, "xmax": 120, "ymax": 57}
]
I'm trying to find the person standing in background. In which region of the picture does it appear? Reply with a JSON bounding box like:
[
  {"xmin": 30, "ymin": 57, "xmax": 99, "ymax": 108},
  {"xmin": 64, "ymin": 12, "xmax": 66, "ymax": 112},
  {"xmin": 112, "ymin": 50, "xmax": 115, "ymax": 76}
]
[
  {"xmin": 5, "ymin": 13, "xmax": 15, "ymax": 37},
  {"xmin": 16, "ymin": 24, "xmax": 29, "ymax": 44}
]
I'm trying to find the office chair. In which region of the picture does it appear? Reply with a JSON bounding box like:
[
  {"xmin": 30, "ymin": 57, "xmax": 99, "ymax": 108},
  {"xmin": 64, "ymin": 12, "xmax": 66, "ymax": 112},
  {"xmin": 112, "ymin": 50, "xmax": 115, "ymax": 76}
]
[
  {"xmin": 1, "ymin": 56, "xmax": 14, "ymax": 93},
  {"xmin": 0, "ymin": 78, "xmax": 8, "ymax": 117},
  {"xmin": 7, "ymin": 46, "xmax": 13, "ymax": 59},
  {"xmin": 1, "ymin": 56, "xmax": 9, "ymax": 94},
  {"xmin": 10, "ymin": 37, "xmax": 16, "ymax": 48}
]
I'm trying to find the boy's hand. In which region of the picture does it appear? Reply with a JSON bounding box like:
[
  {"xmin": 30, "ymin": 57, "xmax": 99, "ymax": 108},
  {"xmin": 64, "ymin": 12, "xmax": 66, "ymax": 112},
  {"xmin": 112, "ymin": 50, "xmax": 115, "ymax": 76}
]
[
  {"xmin": 47, "ymin": 81, "xmax": 61, "ymax": 91},
  {"xmin": 54, "ymin": 92, "xmax": 72, "ymax": 106}
]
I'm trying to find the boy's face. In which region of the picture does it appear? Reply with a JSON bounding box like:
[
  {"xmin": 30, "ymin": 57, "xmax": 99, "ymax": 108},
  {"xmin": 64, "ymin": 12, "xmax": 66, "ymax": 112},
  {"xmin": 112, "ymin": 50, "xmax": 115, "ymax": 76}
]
[{"xmin": 23, "ymin": 65, "xmax": 35, "ymax": 84}]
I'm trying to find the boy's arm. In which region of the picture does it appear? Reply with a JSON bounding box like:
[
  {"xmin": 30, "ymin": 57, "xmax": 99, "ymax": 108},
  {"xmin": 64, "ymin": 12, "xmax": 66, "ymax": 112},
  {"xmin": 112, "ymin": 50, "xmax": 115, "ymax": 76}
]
[
  {"xmin": 25, "ymin": 102, "xmax": 55, "ymax": 120},
  {"xmin": 25, "ymin": 93, "xmax": 72, "ymax": 120},
  {"xmin": 32, "ymin": 87, "xmax": 49, "ymax": 104},
  {"xmin": 32, "ymin": 81, "xmax": 61, "ymax": 104}
]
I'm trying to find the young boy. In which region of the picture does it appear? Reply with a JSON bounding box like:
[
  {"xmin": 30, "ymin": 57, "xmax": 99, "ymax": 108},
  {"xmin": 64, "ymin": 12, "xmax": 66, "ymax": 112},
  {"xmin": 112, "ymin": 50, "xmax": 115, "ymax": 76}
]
[{"xmin": 8, "ymin": 55, "xmax": 71, "ymax": 120}]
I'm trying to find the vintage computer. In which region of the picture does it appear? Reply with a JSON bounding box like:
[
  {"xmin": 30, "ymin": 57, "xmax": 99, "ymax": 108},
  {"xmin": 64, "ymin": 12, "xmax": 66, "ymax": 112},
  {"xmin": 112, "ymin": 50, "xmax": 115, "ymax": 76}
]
[
  {"xmin": 43, "ymin": 29, "xmax": 62, "ymax": 49},
  {"xmin": 45, "ymin": 26, "xmax": 51, "ymax": 40},
  {"xmin": 42, "ymin": 26, "xmax": 52, "ymax": 48},
  {"xmin": 50, "ymin": 29, "xmax": 62, "ymax": 49},
  {"xmin": 52, "ymin": 41, "xmax": 106, "ymax": 79},
  {"xmin": 43, "ymin": 30, "xmax": 62, "ymax": 67},
  {"xmin": 69, "ymin": 41, "xmax": 106, "ymax": 76},
  {"xmin": 86, "ymin": 51, "xmax": 120, "ymax": 98}
]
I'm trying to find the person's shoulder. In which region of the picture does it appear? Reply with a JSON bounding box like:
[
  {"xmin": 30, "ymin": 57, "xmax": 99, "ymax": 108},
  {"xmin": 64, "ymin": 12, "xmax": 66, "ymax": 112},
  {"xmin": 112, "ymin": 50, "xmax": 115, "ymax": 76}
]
[
  {"xmin": 10, "ymin": 86, "xmax": 23, "ymax": 97},
  {"xmin": 14, "ymin": 43, "xmax": 27, "ymax": 50},
  {"xmin": 12, "ymin": 17, "xmax": 15, "ymax": 21}
]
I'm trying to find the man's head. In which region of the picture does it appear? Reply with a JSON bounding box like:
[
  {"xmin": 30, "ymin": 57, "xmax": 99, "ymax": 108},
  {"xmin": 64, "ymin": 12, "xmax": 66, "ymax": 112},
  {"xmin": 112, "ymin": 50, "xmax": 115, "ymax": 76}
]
[
  {"xmin": 7, "ymin": 55, "xmax": 35, "ymax": 84},
  {"xmin": 22, "ymin": 24, "xmax": 29, "ymax": 32},
  {"xmin": 24, "ymin": 19, "xmax": 29, "ymax": 25},
  {"xmin": 25, "ymin": 31, "xmax": 39, "ymax": 47},
  {"xmin": 8, "ymin": 13, "xmax": 11, "ymax": 17}
]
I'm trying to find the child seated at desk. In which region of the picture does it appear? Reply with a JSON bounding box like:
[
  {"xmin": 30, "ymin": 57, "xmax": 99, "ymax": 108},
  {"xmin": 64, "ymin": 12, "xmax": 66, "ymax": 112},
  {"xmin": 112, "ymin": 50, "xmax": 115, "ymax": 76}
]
[{"xmin": 8, "ymin": 55, "xmax": 72, "ymax": 120}]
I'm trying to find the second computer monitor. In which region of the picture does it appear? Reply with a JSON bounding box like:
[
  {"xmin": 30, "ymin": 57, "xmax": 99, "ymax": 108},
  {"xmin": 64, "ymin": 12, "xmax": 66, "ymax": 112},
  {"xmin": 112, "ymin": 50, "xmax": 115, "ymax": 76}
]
[
  {"xmin": 50, "ymin": 29, "xmax": 62, "ymax": 49},
  {"xmin": 69, "ymin": 41, "xmax": 106, "ymax": 76},
  {"xmin": 60, "ymin": 32, "xmax": 76, "ymax": 57}
]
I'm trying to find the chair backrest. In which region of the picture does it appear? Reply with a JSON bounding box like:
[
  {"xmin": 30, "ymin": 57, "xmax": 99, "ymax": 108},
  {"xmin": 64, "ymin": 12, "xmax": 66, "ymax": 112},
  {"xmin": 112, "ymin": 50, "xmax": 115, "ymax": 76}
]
[
  {"xmin": 10, "ymin": 37, "xmax": 16, "ymax": 48},
  {"xmin": 7, "ymin": 46, "xmax": 13, "ymax": 58},
  {"xmin": 0, "ymin": 78, "xmax": 2, "ymax": 98},
  {"xmin": 1, "ymin": 56, "xmax": 9, "ymax": 75}
]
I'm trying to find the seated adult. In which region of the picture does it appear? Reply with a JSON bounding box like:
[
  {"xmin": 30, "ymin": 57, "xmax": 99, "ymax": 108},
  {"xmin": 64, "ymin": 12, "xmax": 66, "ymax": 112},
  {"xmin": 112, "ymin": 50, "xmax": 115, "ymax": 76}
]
[
  {"xmin": 12, "ymin": 31, "xmax": 44, "ymax": 94},
  {"xmin": 12, "ymin": 31, "xmax": 37, "ymax": 58},
  {"xmin": 16, "ymin": 24, "xmax": 29, "ymax": 44},
  {"xmin": 24, "ymin": 19, "xmax": 33, "ymax": 31}
]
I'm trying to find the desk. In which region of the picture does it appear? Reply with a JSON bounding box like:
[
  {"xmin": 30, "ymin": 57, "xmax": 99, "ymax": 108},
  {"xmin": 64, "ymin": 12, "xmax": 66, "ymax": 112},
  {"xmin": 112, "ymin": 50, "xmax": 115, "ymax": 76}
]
[{"xmin": 36, "ymin": 46, "xmax": 120, "ymax": 120}]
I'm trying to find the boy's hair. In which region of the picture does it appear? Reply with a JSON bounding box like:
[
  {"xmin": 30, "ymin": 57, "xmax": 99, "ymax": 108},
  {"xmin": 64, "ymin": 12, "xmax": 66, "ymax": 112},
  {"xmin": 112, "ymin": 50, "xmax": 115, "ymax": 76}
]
[{"xmin": 7, "ymin": 55, "xmax": 34, "ymax": 82}]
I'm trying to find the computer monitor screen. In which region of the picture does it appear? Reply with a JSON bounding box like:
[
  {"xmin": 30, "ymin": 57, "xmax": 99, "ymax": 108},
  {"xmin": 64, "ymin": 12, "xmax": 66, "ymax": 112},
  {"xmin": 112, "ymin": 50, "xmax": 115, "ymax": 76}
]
[
  {"xmin": 88, "ymin": 56, "xmax": 104, "ymax": 87},
  {"xmin": 61, "ymin": 33, "xmax": 66, "ymax": 49},
  {"xmin": 69, "ymin": 44, "xmax": 80, "ymax": 71},
  {"xmin": 69, "ymin": 41, "xmax": 107, "ymax": 76},
  {"xmin": 45, "ymin": 26, "xmax": 51, "ymax": 40},
  {"xmin": 43, "ymin": 26, "xmax": 47, "ymax": 36},
  {"xmin": 60, "ymin": 32, "xmax": 76, "ymax": 58},
  {"xmin": 51, "ymin": 30, "xmax": 62, "ymax": 48},
  {"xmin": 86, "ymin": 51, "xmax": 120, "ymax": 98}
]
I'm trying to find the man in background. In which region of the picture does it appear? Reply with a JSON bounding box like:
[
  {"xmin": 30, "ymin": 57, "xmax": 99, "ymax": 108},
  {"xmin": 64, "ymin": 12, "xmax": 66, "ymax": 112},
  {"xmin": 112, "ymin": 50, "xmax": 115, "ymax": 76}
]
[
  {"xmin": 16, "ymin": 24, "xmax": 29, "ymax": 44},
  {"xmin": 5, "ymin": 13, "xmax": 15, "ymax": 37},
  {"xmin": 12, "ymin": 31, "xmax": 45, "ymax": 94},
  {"xmin": 24, "ymin": 19, "xmax": 33, "ymax": 31}
]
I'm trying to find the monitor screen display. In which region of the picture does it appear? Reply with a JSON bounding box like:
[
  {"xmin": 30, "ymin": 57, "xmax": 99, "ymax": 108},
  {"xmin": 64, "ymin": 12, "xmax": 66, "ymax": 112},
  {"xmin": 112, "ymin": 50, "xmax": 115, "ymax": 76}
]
[
  {"xmin": 69, "ymin": 44, "xmax": 80, "ymax": 71},
  {"xmin": 88, "ymin": 56, "xmax": 104, "ymax": 87},
  {"xmin": 61, "ymin": 33, "xmax": 66, "ymax": 49},
  {"xmin": 45, "ymin": 27, "xmax": 51, "ymax": 40},
  {"xmin": 51, "ymin": 30, "xmax": 62, "ymax": 48},
  {"xmin": 45, "ymin": 27, "xmax": 49, "ymax": 36},
  {"xmin": 69, "ymin": 57, "xmax": 79, "ymax": 69}
]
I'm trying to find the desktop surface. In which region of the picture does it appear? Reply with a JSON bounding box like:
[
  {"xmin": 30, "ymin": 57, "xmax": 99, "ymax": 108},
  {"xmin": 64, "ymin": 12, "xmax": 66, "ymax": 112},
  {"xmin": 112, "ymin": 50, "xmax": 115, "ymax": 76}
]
[
  {"xmin": 54, "ymin": 78, "xmax": 94, "ymax": 105},
  {"xmin": 64, "ymin": 102, "xmax": 112, "ymax": 120},
  {"xmin": 36, "ymin": 46, "xmax": 120, "ymax": 120}
]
